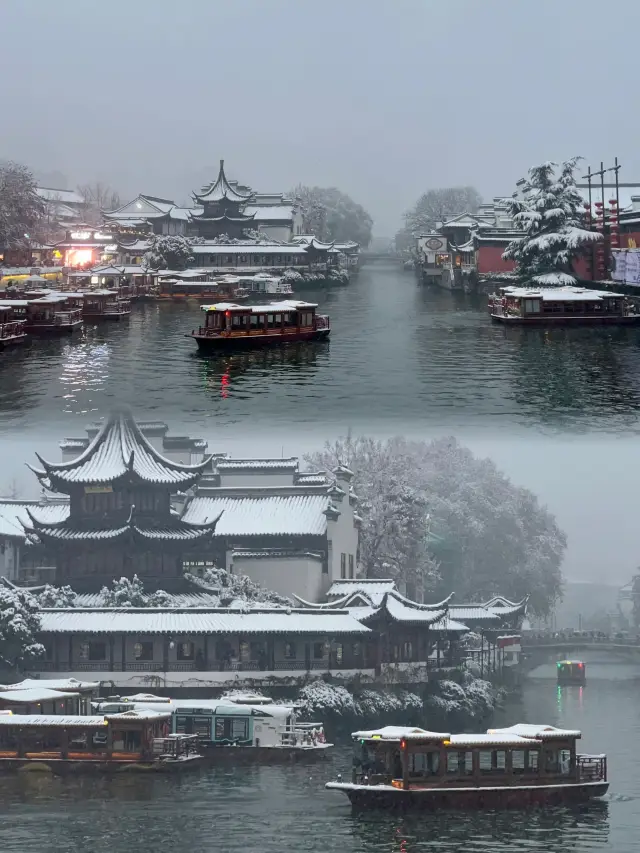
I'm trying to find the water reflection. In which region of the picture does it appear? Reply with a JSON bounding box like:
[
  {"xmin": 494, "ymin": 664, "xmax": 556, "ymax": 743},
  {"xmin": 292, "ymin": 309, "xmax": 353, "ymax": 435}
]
[
  {"xmin": 196, "ymin": 341, "xmax": 329, "ymax": 401},
  {"xmin": 348, "ymin": 802, "xmax": 610, "ymax": 852}
]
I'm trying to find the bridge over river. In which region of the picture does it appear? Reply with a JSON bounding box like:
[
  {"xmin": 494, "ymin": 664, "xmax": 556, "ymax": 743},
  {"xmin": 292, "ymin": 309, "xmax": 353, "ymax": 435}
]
[{"xmin": 521, "ymin": 637, "xmax": 640, "ymax": 674}]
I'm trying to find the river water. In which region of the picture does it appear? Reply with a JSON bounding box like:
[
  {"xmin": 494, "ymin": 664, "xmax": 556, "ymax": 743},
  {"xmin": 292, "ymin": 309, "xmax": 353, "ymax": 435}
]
[
  {"xmin": 3, "ymin": 264, "xmax": 640, "ymax": 437},
  {"xmin": 1, "ymin": 658, "xmax": 639, "ymax": 852}
]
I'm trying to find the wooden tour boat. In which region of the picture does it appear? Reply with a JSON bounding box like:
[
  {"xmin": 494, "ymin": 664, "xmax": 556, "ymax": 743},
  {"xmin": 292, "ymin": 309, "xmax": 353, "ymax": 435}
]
[
  {"xmin": 326, "ymin": 723, "xmax": 608, "ymax": 810},
  {"xmin": 1, "ymin": 295, "xmax": 83, "ymax": 335},
  {"xmin": 557, "ymin": 660, "xmax": 586, "ymax": 685},
  {"xmin": 187, "ymin": 300, "xmax": 330, "ymax": 351},
  {"xmin": 0, "ymin": 709, "xmax": 202, "ymax": 773},
  {"xmin": 94, "ymin": 694, "xmax": 332, "ymax": 762},
  {"xmin": 81, "ymin": 289, "xmax": 131, "ymax": 321},
  {"xmin": 0, "ymin": 303, "xmax": 28, "ymax": 349},
  {"xmin": 489, "ymin": 285, "xmax": 640, "ymax": 325}
]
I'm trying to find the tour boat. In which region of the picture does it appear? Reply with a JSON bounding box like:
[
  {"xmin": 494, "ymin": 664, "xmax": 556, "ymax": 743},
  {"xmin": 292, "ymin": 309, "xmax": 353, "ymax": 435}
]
[
  {"xmin": 81, "ymin": 289, "xmax": 131, "ymax": 321},
  {"xmin": 0, "ymin": 303, "xmax": 28, "ymax": 348},
  {"xmin": 489, "ymin": 285, "xmax": 640, "ymax": 325},
  {"xmin": 2, "ymin": 295, "xmax": 83, "ymax": 335},
  {"xmin": 0, "ymin": 709, "xmax": 202, "ymax": 773},
  {"xmin": 557, "ymin": 660, "xmax": 586, "ymax": 685},
  {"xmin": 325, "ymin": 723, "xmax": 608, "ymax": 810},
  {"xmin": 187, "ymin": 300, "xmax": 330, "ymax": 351},
  {"xmin": 95, "ymin": 696, "xmax": 332, "ymax": 762}
]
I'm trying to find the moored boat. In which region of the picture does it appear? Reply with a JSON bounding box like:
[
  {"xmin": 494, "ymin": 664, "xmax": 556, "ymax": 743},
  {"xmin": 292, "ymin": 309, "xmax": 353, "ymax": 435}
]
[
  {"xmin": 557, "ymin": 660, "xmax": 586, "ymax": 685},
  {"xmin": 94, "ymin": 695, "xmax": 332, "ymax": 762},
  {"xmin": 489, "ymin": 285, "xmax": 640, "ymax": 325},
  {"xmin": 2, "ymin": 295, "xmax": 83, "ymax": 335},
  {"xmin": 0, "ymin": 709, "xmax": 202, "ymax": 773},
  {"xmin": 326, "ymin": 723, "xmax": 608, "ymax": 810},
  {"xmin": 81, "ymin": 289, "xmax": 131, "ymax": 321},
  {"xmin": 187, "ymin": 300, "xmax": 330, "ymax": 351}
]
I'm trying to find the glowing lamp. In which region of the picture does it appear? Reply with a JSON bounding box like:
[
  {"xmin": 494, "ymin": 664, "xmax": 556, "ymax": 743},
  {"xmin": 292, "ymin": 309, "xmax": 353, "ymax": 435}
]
[
  {"xmin": 225, "ymin": 310, "xmax": 231, "ymax": 317},
  {"xmin": 400, "ymin": 739, "xmax": 407, "ymax": 750},
  {"xmin": 371, "ymin": 734, "xmax": 381, "ymax": 740}
]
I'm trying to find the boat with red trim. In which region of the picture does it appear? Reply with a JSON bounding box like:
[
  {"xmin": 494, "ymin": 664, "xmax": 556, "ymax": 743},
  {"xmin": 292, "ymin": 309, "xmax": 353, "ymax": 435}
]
[
  {"xmin": 489, "ymin": 285, "xmax": 640, "ymax": 325},
  {"xmin": 187, "ymin": 300, "xmax": 330, "ymax": 351},
  {"xmin": 325, "ymin": 723, "xmax": 608, "ymax": 810}
]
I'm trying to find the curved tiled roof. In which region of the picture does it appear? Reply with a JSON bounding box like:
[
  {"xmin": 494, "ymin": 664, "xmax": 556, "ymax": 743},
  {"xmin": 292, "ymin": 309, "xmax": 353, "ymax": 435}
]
[
  {"xmin": 29, "ymin": 408, "xmax": 212, "ymax": 487},
  {"xmin": 194, "ymin": 160, "xmax": 253, "ymax": 204},
  {"xmin": 182, "ymin": 493, "xmax": 329, "ymax": 536}
]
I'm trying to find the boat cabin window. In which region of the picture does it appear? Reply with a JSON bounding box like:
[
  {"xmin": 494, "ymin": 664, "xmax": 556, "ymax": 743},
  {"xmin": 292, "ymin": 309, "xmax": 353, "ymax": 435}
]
[
  {"xmin": 214, "ymin": 716, "xmax": 250, "ymax": 742},
  {"xmin": 175, "ymin": 715, "xmax": 212, "ymax": 738},
  {"xmin": 559, "ymin": 748, "xmax": 572, "ymax": 774},
  {"xmin": 523, "ymin": 299, "xmax": 540, "ymax": 314},
  {"xmin": 512, "ymin": 748, "xmax": 539, "ymax": 773},
  {"xmin": 446, "ymin": 750, "xmax": 473, "ymax": 774},
  {"xmin": 250, "ymin": 314, "xmax": 260, "ymax": 327},
  {"xmin": 478, "ymin": 749, "xmax": 506, "ymax": 772},
  {"xmin": 408, "ymin": 750, "xmax": 440, "ymax": 777}
]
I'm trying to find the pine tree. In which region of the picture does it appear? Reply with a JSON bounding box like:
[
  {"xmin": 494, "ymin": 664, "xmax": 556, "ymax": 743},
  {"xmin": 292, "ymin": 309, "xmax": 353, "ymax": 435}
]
[{"xmin": 503, "ymin": 157, "xmax": 602, "ymax": 286}]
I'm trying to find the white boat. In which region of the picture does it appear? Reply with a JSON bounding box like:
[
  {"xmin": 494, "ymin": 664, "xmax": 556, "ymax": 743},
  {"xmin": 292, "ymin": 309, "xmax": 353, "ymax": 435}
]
[{"xmin": 94, "ymin": 695, "xmax": 331, "ymax": 759}]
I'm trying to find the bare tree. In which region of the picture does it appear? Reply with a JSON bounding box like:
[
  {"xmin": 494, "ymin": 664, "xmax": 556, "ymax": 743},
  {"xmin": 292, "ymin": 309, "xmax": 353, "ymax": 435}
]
[
  {"xmin": 403, "ymin": 186, "xmax": 482, "ymax": 235},
  {"xmin": 77, "ymin": 182, "xmax": 121, "ymax": 225}
]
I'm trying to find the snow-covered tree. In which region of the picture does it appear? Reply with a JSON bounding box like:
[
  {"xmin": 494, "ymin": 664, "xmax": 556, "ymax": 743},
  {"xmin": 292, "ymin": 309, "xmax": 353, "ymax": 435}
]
[
  {"xmin": 306, "ymin": 435, "xmax": 565, "ymax": 616},
  {"xmin": 37, "ymin": 585, "xmax": 77, "ymax": 608},
  {"xmin": 99, "ymin": 575, "xmax": 171, "ymax": 608},
  {"xmin": 191, "ymin": 567, "xmax": 292, "ymax": 607},
  {"xmin": 142, "ymin": 235, "xmax": 194, "ymax": 271},
  {"xmin": 291, "ymin": 185, "xmax": 373, "ymax": 246},
  {"xmin": 0, "ymin": 587, "xmax": 44, "ymax": 671},
  {"xmin": 503, "ymin": 157, "xmax": 602, "ymax": 285},
  {"xmin": 403, "ymin": 186, "xmax": 482, "ymax": 236},
  {"xmin": 0, "ymin": 161, "xmax": 45, "ymax": 251}
]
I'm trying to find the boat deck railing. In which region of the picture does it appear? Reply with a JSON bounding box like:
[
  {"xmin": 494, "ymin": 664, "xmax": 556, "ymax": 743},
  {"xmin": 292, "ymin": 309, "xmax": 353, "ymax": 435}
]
[
  {"xmin": 0, "ymin": 320, "xmax": 26, "ymax": 339},
  {"xmin": 54, "ymin": 309, "xmax": 83, "ymax": 325},
  {"xmin": 577, "ymin": 753, "xmax": 607, "ymax": 782},
  {"xmin": 315, "ymin": 315, "xmax": 330, "ymax": 330}
]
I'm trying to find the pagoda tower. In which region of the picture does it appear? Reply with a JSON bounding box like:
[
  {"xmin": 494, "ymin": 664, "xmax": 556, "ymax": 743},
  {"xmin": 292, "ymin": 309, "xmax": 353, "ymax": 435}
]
[
  {"xmin": 189, "ymin": 159, "xmax": 256, "ymax": 239},
  {"xmin": 23, "ymin": 408, "xmax": 222, "ymax": 592}
]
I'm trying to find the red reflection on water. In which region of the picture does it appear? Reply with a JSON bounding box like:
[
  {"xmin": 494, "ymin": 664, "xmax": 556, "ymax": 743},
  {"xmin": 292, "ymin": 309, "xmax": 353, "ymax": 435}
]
[{"xmin": 221, "ymin": 371, "xmax": 230, "ymax": 398}]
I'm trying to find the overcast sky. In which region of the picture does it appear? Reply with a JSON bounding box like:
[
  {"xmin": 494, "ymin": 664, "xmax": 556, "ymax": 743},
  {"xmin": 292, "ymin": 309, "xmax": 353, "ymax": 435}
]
[{"xmin": 2, "ymin": 0, "xmax": 638, "ymax": 236}]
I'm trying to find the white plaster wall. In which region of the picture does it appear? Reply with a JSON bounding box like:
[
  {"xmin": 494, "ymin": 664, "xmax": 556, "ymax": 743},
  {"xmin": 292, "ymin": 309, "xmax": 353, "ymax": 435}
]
[
  {"xmin": 260, "ymin": 224, "xmax": 293, "ymax": 243},
  {"xmin": 217, "ymin": 471, "xmax": 296, "ymax": 488},
  {"xmin": 232, "ymin": 554, "xmax": 326, "ymax": 602},
  {"xmin": 326, "ymin": 487, "xmax": 359, "ymax": 583},
  {"xmin": 0, "ymin": 538, "xmax": 19, "ymax": 581}
]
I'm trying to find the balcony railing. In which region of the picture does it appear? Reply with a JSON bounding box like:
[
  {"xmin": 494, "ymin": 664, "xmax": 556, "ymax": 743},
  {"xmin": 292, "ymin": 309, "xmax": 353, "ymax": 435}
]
[
  {"xmin": 34, "ymin": 659, "xmax": 364, "ymax": 674},
  {"xmin": 315, "ymin": 315, "xmax": 330, "ymax": 330},
  {"xmin": 577, "ymin": 754, "xmax": 607, "ymax": 783},
  {"xmin": 54, "ymin": 309, "xmax": 83, "ymax": 325},
  {"xmin": 0, "ymin": 320, "xmax": 26, "ymax": 339}
]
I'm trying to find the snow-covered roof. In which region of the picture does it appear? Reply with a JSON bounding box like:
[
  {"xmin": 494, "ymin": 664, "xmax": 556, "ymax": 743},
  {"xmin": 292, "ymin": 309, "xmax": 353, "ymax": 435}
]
[
  {"xmin": 352, "ymin": 725, "xmax": 450, "ymax": 742},
  {"xmin": 296, "ymin": 473, "xmax": 329, "ymax": 485},
  {"xmin": 7, "ymin": 678, "xmax": 100, "ymax": 692},
  {"xmin": 448, "ymin": 605, "xmax": 501, "ymax": 623},
  {"xmin": 383, "ymin": 594, "xmax": 447, "ymax": 625},
  {"xmin": 0, "ymin": 715, "xmax": 106, "ymax": 727},
  {"xmin": 0, "ymin": 688, "xmax": 80, "ymax": 703},
  {"xmin": 36, "ymin": 187, "xmax": 84, "ymax": 205},
  {"xmin": 201, "ymin": 300, "xmax": 317, "ymax": 313},
  {"xmin": 244, "ymin": 205, "xmax": 294, "ymax": 221},
  {"xmin": 216, "ymin": 457, "xmax": 299, "ymax": 471},
  {"xmin": 500, "ymin": 285, "xmax": 624, "ymax": 301},
  {"xmin": 430, "ymin": 615, "xmax": 470, "ymax": 633},
  {"xmin": 488, "ymin": 724, "xmax": 581, "ymax": 740},
  {"xmin": 38, "ymin": 609, "xmax": 371, "ymax": 635},
  {"xmin": 182, "ymin": 494, "xmax": 330, "ymax": 536},
  {"xmin": 194, "ymin": 160, "xmax": 253, "ymax": 204},
  {"xmin": 449, "ymin": 732, "xmax": 540, "ymax": 747},
  {"xmin": 191, "ymin": 245, "xmax": 308, "ymax": 256},
  {"xmin": 0, "ymin": 500, "xmax": 69, "ymax": 540},
  {"xmin": 105, "ymin": 709, "xmax": 171, "ymax": 721},
  {"xmin": 327, "ymin": 580, "xmax": 397, "ymax": 601},
  {"xmin": 29, "ymin": 407, "xmax": 212, "ymax": 487}
]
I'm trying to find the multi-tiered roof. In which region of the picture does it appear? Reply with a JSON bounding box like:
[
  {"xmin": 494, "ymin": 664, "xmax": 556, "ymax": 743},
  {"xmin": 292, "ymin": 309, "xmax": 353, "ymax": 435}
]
[
  {"xmin": 24, "ymin": 408, "xmax": 221, "ymax": 549},
  {"xmin": 190, "ymin": 160, "xmax": 256, "ymax": 226}
]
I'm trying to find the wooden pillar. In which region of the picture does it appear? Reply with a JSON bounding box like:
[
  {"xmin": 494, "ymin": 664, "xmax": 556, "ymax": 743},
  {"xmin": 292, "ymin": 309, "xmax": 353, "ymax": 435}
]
[
  {"xmin": 68, "ymin": 636, "xmax": 73, "ymax": 670},
  {"xmin": 121, "ymin": 636, "xmax": 126, "ymax": 672},
  {"xmin": 203, "ymin": 635, "xmax": 209, "ymax": 669},
  {"xmin": 267, "ymin": 637, "xmax": 275, "ymax": 671},
  {"xmin": 109, "ymin": 636, "xmax": 114, "ymax": 672},
  {"xmin": 61, "ymin": 729, "xmax": 69, "ymax": 760},
  {"xmin": 436, "ymin": 637, "xmax": 441, "ymax": 669},
  {"xmin": 163, "ymin": 638, "xmax": 169, "ymax": 671},
  {"xmin": 401, "ymin": 743, "xmax": 409, "ymax": 790}
]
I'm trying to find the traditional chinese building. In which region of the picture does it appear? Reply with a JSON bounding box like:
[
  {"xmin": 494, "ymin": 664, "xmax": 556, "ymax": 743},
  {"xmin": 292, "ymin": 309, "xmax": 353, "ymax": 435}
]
[
  {"xmin": 103, "ymin": 160, "xmax": 303, "ymax": 244},
  {"xmin": 21, "ymin": 408, "xmax": 221, "ymax": 592}
]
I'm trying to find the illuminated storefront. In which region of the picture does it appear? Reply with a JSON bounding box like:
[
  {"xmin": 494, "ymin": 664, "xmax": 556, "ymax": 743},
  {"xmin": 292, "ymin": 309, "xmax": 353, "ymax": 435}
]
[{"xmin": 55, "ymin": 229, "xmax": 118, "ymax": 268}]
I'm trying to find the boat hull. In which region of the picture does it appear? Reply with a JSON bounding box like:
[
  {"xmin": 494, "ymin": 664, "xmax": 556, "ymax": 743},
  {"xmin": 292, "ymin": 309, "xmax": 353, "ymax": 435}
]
[
  {"xmin": 189, "ymin": 328, "xmax": 330, "ymax": 351},
  {"xmin": 198, "ymin": 744, "xmax": 332, "ymax": 763},
  {"xmin": 326, "ymin": 780, "xmax": 609, "ymax": 810},
  {"xmin": 0, "ymin": 334, "xmax": 28, "ymax": 349},
  {"xmin": 490, "ymin": 313, "xmax": 640, "ymax": 326},
  {"xmin": 0, "ymin": 755, "xmax": 204, "ymax": 774},
  {"xmin": 24, "ymin": 322, "xmax": 83, "ymax": 335}
]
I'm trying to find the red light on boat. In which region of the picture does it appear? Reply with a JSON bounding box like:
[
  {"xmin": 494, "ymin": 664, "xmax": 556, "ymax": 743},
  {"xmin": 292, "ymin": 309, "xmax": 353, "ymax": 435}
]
[
  {"xmin": 578, "ymin": 663, "xmax": 584, "ymax": 668},
  {"xmin": 400, "ymin": 739, "xmax": 407, "ymax": 750},
  {"xmin": 225, "ymin": 311, "xmax": 231, "ymax": 317}
]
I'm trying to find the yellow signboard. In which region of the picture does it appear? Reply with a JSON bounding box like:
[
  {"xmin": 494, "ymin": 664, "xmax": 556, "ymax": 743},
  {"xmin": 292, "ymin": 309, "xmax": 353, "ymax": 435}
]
[{"xmin": 84, "ymin": 485, "xmax": 113, "ymax": 494}]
